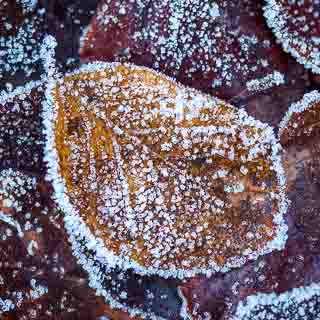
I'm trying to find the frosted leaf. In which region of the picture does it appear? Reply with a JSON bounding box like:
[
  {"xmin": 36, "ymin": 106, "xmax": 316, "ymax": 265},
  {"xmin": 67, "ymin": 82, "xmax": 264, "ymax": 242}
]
[
  {"xmin": 279, "ymin": 90, "xmax": 320, "ymax": 145},
  {"xmin": 278, "ymin": 91, "xmax": 320, "ymax": 249},
  {"xmin": 264, "ymin": 0, "xmax": 320, "ymax": 74},
  {"xmin": 246, "ymin": 71, "xmax": 285, "ymax": 93},
  {"xmin": 79, "ymin": 0, "xmax": 292, "ymax": 99},
  {"xmin": 0, "ymin": 80, "xmax": 45, "ymax": 171},
  {"xmin": 0, "ymin": 0, "xmax": 46, "ymax": 78},
  {"xmin": 43, "ymin": 62, "xmax": 288, "ymax": 280},
  {"xmin": 234, "ymin": 283, "xmax": 320, "ymax": 320}
]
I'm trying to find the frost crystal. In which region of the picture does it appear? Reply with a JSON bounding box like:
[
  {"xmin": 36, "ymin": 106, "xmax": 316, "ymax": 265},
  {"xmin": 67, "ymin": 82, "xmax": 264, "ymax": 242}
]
[
  {"xmin": 80, "ymin": 0, "xmax": 290, "ymax": 96},
  {"xmin": 279, "ymin": 90, "xmax": 320, "ymax": 138},
  {"xmin": 264, "ymin": 0, "xmax": 320, "ymax": 74},
  {"xmin": 234, "ymin": 283, "xmax": 320, "ymax": 320},
  {"xmin": 0, "ymin": 3, "xmax": 46, "ymax": 78},
  {"xmin": 246, "ymin": 71, "xmax": 285, "ymax": 92}
]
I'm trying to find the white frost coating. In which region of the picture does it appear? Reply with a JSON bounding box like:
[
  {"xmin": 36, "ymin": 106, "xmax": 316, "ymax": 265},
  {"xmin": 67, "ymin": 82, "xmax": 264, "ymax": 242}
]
[
  {"xmin": 178, "ymin": 287, "xmax": 192, "ymax": 320},
  {"xmin": 175, "ymin": 91, "xmax": 185, "ymax": 123},
  {"xmin": 0, "ymin": 168, "xmax": 37, "ymax": 237},
  {"xmin": 42, "ymin": 61, "xmax": 289, "ymax": 281},
  {"xmin": 17, "ymin": 0, "xmax": 38, "ymax": 12},
  {"xmin": 264, "ymin": 0, "xmax": 320, "ymax": 74},
  {"xmin": 208, "ymin": 2, "xmax": 220, "ymax": 19},
  {"xmin": 278, "ymin": 90, "xmax": 320, "ymax": 138},
  {"xmin": 40, "ymin": 35, "xmax": 58, "ymax": 78},
  {"xmin": 27, "ymin": 240, "xmax": 38, "ymax": 256},
  {"xmin": 29, "ymin": 279, "xmax": 48, "ymax": 299},
  {"xmin": 0, "ymin": 298, "xmax": 15, "ymax": 314},
  {"xmin": 84, "ymin": 0, "xmax": 286, "ymax": 91},
  {"xmin": 234, "ymin": 282, "xmax": 320, "ymax": 320},
  {"xmin": 246, "ymin": 71, "xmax": 285, "ymax": 92},
  {"xmin": 0, "ymin": 7, "xmax": 45, "ymax": 77},
  {"xmin": 0, "ymin": 81, "xmax": 43, "ymax": 234},
  {"xmin": 79, "ymin": 25, "xmax": 91, "ymax": 53},
  {"xmin": 0, "ymin": 168, "xmax": 37, "ymax": 210},
  {"xmin": 224, "ymin": 182, "xmax": 245, "ymax": 193},
  {"xmin": 0, "ymin": 211, "xmax": 23, "ymax": 238},
  {"xmin": 0, "ymin": 279, "xmax": 48, "ymax": 315},
  {"xmin": 0, "ymin": 80, "xmax": 42, "ymax": 105}
]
